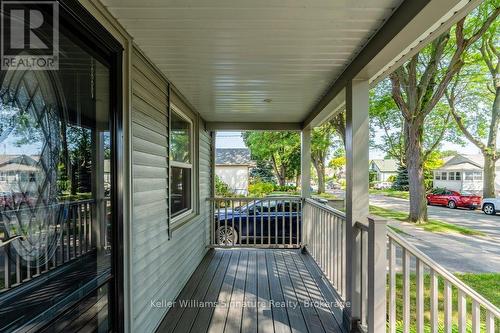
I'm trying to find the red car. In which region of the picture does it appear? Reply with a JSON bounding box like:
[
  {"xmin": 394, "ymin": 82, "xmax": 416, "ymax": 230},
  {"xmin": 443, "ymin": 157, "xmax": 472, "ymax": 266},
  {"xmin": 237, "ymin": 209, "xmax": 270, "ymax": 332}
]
[{"xmin": 426, "ymin": 188, "xmax": 481, "ymax": 209}]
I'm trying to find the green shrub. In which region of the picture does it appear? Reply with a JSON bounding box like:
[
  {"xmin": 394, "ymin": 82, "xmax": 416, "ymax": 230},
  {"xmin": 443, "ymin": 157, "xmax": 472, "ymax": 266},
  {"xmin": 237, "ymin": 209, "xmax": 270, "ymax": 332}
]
[
  {"xmin": 248, "ymin": 182, "xmax": 297, "ymax": 197},
  {"xmin": 215, "ymin": 175, "xmax": 234, "ymax": 197},
  {"xmin": 248, "ymin": 182, "xmax": 275, "ymax": 197}
]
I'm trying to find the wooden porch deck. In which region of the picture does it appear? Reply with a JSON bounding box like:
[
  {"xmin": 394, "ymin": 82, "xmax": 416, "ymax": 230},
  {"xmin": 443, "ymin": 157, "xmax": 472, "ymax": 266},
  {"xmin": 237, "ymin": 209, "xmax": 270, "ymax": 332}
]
[{"xmin": 157, "ymin": 249, "xmax": 347, "ymax": 333}]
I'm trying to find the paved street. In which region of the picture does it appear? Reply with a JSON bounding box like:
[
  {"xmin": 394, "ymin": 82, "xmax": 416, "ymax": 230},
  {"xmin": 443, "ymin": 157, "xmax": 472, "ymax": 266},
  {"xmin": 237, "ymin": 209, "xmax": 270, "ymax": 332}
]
[
  {"xmin": 370, "ymin": 194, "xmax": 500, "ymax": 240},
  {"xmin": 370, "ymin": 194, "xmax": 500, "ymax": 273}
]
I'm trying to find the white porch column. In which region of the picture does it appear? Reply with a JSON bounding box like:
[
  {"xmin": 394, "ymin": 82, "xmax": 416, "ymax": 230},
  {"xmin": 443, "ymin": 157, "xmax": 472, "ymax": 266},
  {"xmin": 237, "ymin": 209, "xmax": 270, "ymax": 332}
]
[
  {"xmin": 345, "ymin": 78, "xmax": 369, "ymax": 325},
  {"xmin": 301, "ymin": 128, "xmax": 311, "ymax": 198}
]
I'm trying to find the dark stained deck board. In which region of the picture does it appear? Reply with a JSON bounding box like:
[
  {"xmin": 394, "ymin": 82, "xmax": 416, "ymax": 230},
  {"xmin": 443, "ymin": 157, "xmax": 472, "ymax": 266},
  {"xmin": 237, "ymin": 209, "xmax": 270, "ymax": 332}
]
[
  {"xmin": 208, "ymin": 251, "xmax": 241, "ymax": 333},
  {"xmin": 180, "ymin": 250, "xmax": 231, "ymax": 333},
  {"xmin": 274, "ymin": 252, "xmax": 309, "ymax": 333},
  {"xmin": 266, "ymin": 251, "xmax": 291, "ymax": 333},
  {"xmin": 282, "ymin": 252, "xmax": 325, "ymax": 333},
  {"xmin": 224, "ymin": 251, "xmax": 248, "ymax": 333},
  {"xmin": 300, "ymin": 252, "xmax": 348, "ymax": 333},
  {"xmin": 157, "ymin": 249, "xmax": 344, "ymax": 333},
  {"xmin": 157, "ymin": 250, "xmax": 218, "ymax": 333},
  {"xmin": 290, "ymin": 251, "xmax": 342, "ymax": 333},
  {"xmin": 257, "ymin": 250, "xmax": 274, "ymax": 333},
  {"xmin": 241, "ymin": 251, "xmax": 258, "ymax": 333}
]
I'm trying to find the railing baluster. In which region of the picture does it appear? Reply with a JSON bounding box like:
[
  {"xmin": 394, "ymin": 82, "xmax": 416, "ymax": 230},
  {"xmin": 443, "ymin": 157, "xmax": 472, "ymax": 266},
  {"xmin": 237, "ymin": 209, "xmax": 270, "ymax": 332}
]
[
  {"xmin": 337, "ymin": 216, "xmax": 341, "ymax": 291},
  {"xmin": 416, "ymin": 259, "xmax": 424, "ymax": 333},
  {"xmin": 402, "ymin": 248, "xmax": 410, "ymax": 333},
  {"xmin": 15, "ymin": 253, "xmax": 21, "ymax": 285},
  {"xmin": 296, "ymin": 201, "xmax": 300, "ymax": 247},
  {"xmin": 430, "ymin": 269, "xmax": 438, "ymax": 333},
  {"xmin": 244, "ymin": 200, "xmax": 248, "ymax": 246},
  {"xmin": 73, "ymin": 205, "xmax": 77, "ymax": 257},
  {"xmin": 79, "ymin": 204, "xmax": 83, "ymax": 256},
  {"xmin": 458, "ymin": 291, "xmax": 467, "ymax": 333},
  {"xmin": 260, "ymin": 200, "xmax": 264, "ymax": 245},
  {"xmin": 44, "ymin": 235, "xmax": 49, "ymax": 272},
  {"xmin": 389, "ymin": 239, "xmax": 396, "ymax": 333},
  {"xmin": 288, "ymin": 200, "xmax": 292, "ymax": 246},
  {"xmin": 66, "ymin": 209, "xmax": 70, "ymax": 261},
  {"xmin": 471, "ymin": 301, "xmax": 480, "ymax": 333},
  {"xmin": 228, "ymin": 200, "xmax": 232, "ymax": 247},
  {"xmin": 328, "ymin": 214, "xmax": 332, "ymax": 282},
  {"xmin": 36, "ymin": 250, "xmax": 40, "ymax": 276},
  {"xmin": 88, "ymin": 203, "xmax": 93, "ymax": 249},
  {"xmin": 486, "ymin": 311, "xmax": 495, "ymax": 333},
  {"xmin": 26, "ymin": 256, "xmax": 31, "ymax": 281},
  {"xmin": 281, "ymin": 200, "xmax": 285, "ymax": 246},
  {"xmin": 253, "ymin": 199, "xmax": 257, "ymax": 245},
  {"xmin": 444, "ymin": 281, "xmax": 452, "ymax": 333},
  {"xmin": 4, "ymin": 245, "xmax": 10, "ymax": 289}
]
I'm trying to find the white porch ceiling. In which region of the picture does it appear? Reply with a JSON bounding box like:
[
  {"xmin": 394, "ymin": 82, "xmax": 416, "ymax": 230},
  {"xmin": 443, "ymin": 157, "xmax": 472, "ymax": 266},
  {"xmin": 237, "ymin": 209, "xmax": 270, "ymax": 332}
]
[{"xmin": 101, "ymin": 0, "xmax": 403, "ymax": 123}]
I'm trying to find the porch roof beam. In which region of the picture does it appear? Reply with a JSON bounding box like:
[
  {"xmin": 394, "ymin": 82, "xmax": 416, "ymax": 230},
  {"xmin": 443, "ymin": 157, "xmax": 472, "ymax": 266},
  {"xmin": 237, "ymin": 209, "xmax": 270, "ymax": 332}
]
[
  {"xmin": 302, "ymin": 0, "xmax": 481, "ymax": 129},
  {"xmin": 205, "ymin": 122, "xmax": 302, "ymax": 131}
]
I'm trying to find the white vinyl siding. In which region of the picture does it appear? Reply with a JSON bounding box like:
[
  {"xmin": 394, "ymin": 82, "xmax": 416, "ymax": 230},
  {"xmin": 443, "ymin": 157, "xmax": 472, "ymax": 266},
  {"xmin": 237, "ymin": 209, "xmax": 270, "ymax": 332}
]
[{"xmin": 130, "ymin": 48, "xmax": 212, "ymax": 333}]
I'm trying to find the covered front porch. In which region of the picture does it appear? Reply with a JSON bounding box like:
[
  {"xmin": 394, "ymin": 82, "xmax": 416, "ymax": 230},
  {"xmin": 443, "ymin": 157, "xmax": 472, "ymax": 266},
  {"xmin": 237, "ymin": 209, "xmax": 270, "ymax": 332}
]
[
  {"xmin": 1, "ymin": 0, "xmax": 499, "ymax": 332},
  {"xmin": 158, "ymin": 248, "xmax": 345, "ymax": 333}
]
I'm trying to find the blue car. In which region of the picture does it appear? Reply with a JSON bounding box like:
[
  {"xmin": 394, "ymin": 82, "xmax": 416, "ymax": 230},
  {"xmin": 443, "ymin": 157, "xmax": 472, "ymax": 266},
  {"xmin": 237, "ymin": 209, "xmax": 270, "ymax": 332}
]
[{"xmin": 214, "ymin": 199, "xmax": 302, "ymax": 245}]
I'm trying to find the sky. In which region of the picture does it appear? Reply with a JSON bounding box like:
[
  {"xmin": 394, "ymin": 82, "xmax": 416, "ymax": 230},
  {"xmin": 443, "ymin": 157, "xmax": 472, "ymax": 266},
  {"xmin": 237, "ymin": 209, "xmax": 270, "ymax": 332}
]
[{"xmin": 215, "ymin": 131, "xmax": 481, "ymax": 159}]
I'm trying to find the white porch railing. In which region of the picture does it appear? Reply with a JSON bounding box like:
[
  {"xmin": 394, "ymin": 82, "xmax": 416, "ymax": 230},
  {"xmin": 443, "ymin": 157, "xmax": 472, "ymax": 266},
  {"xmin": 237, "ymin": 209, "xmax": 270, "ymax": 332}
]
[
  {"xmin": 387, "ymin": 228, "xmax": 500, "ymax": 333},
  {"xmin": 302, "ymin": 198, "xmax": 347, "ymax": 298},
  {"xmin": 209, "ymin": 196, "xmax": 302, "ymax": 248},
  {"xmin": 302, "ymin": 198, "xmax": 500, "ymax": 333},
  {"xmin": 0, "ymin": 199, "xmax": 100, "ymax": 293}
]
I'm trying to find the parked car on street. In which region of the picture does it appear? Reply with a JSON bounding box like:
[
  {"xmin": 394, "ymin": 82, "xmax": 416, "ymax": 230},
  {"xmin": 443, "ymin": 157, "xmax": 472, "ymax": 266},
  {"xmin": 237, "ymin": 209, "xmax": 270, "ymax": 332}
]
[
  {"xmin": 426, "ymin": 188, "xmax": 481, "ymax": 209},
  {"xmin": 373, "ymin": 182, "xmax": 392, "ymax": 190},
  {"xmin": 481, "ymin": 197, "xmax": 500, "ymax": 215},
  {"xmin": 214, "ymin": 198, "xmax": 301, "ymax": 245}
]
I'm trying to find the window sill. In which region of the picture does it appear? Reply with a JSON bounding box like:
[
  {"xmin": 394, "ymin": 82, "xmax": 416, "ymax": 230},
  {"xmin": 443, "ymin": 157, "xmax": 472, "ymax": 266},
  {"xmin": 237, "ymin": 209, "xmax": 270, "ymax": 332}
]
[{"xmin": 170, "ymin": 210, "xmax": 198, "ymax": 233}]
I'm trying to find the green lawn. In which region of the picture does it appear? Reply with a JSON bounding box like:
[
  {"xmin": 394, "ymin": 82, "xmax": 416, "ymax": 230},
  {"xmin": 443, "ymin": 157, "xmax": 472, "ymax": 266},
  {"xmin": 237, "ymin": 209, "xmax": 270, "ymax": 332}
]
[
  {"xmin": 391, "ymin": 273, "xmax": 500, "ymax": 332},
  {"xmin": 370, "ymin": 188, "xmax": 410, "ymax": 199},
  {"xmin": 313, "ymin": 192, "xmax": 338, "ymax": 200},
  {"xmin": 369, "ymin": 205, "xmax": 485, "ymax": 236}
]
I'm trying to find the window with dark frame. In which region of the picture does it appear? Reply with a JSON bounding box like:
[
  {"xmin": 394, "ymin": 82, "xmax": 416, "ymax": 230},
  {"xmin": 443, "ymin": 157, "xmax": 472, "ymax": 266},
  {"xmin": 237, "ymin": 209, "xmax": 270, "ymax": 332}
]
[{"xmin": 170, "ymin": 110, "xmax": 193, "ymax": 217}]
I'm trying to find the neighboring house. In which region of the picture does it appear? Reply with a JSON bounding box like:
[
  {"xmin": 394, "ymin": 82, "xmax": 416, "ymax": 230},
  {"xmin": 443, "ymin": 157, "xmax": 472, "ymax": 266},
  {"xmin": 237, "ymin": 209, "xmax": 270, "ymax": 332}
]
[
  {"xmin": 433, "ymin": 154, "xmax": 500, "ymax": 195},
  {"xmin": 0, "ymin": 155, "xmax": 41, "ymax": 192},
  {"xmin": 370, "ymin": 159, "xmax": 398, "ymax": 182},
  {"xmin": 215, "ymin": 148, "xmax": 254, "ymax": 195}
]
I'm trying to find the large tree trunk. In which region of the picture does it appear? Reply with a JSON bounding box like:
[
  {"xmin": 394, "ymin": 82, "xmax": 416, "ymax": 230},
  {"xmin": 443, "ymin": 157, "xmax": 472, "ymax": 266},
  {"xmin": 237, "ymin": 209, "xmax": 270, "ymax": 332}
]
[
  {"xmin": 406, "ymin": 121, "xmax": 427, "ymax": 223},
  {"xmin": 483, "ymin": 154, "xmax": 496, "ymax": 198},
  {"xmin": 312, "ymin": 159, "xmax": 326, "ymax": 194}
]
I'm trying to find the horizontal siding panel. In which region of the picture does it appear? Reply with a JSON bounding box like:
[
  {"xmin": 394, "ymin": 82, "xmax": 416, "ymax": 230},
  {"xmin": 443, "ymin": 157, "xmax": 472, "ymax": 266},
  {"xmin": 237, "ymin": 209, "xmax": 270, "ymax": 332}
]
[
  {"xmin": 132, "ymin": 69, "xmax": 167, "ymax": 101},
  {"xmin": 132, "ymin": 111, "xmax": 167, "ymax": 136},
  {"xmin": 130, "ymin": 49, "xmax": 213, "ymax": 333},
  {"xmin": 132, "ymin": 81, "xmax": 168, "ymax": 114},
  {"xmin": 133, "ymin": 165, "xmax": 167, "ymax": 179},
  {"xmin": 132, "ymin": 151, "xmax": 167, "ymax": 169},
  {"xmin": 132, "ymin": 96, "xmax": 168, "ymax": 128},
  {"xmin": 133, "ymin": 178, "xmax": 168, "ymax": 193},
  {"xmin": 133, "ymin": 189, "xmax": 167, "ymax": 206},
  {"xmin": 132, "ymin": 123, "xmax": 168, "ymax": 147},
  {"xmin": 132, "ymin": 137, "xmax": 167, "ymax": 159}
]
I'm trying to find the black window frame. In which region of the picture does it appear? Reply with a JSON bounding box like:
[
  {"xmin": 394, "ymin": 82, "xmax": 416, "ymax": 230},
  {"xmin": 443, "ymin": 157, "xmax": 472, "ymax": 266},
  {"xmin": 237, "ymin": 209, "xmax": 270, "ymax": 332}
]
[
  {"xmin": 0, "ymin": 1, "xmax": 125, "ymax": 331},
  {"xmin": 58, "ymin": 1, "xmax": 125, "ymax": 331}
]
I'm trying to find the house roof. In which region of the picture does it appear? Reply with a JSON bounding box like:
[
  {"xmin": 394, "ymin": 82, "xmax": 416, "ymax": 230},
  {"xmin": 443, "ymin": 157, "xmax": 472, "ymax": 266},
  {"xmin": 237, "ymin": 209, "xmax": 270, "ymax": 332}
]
[
  {"xmin": 215, "ymin": 148, "xmax": 253, "ymax": 166},
  {"xmin": 438, "ymin": 154, "xmax": 500, "ymax": 171},
  {"xmin": 438, "ymin": 162, "xmax": 482, "ymax": 171},
  {"xmin": 370, "ymin": 159, "xmax": 398, "ymax": 173}
]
